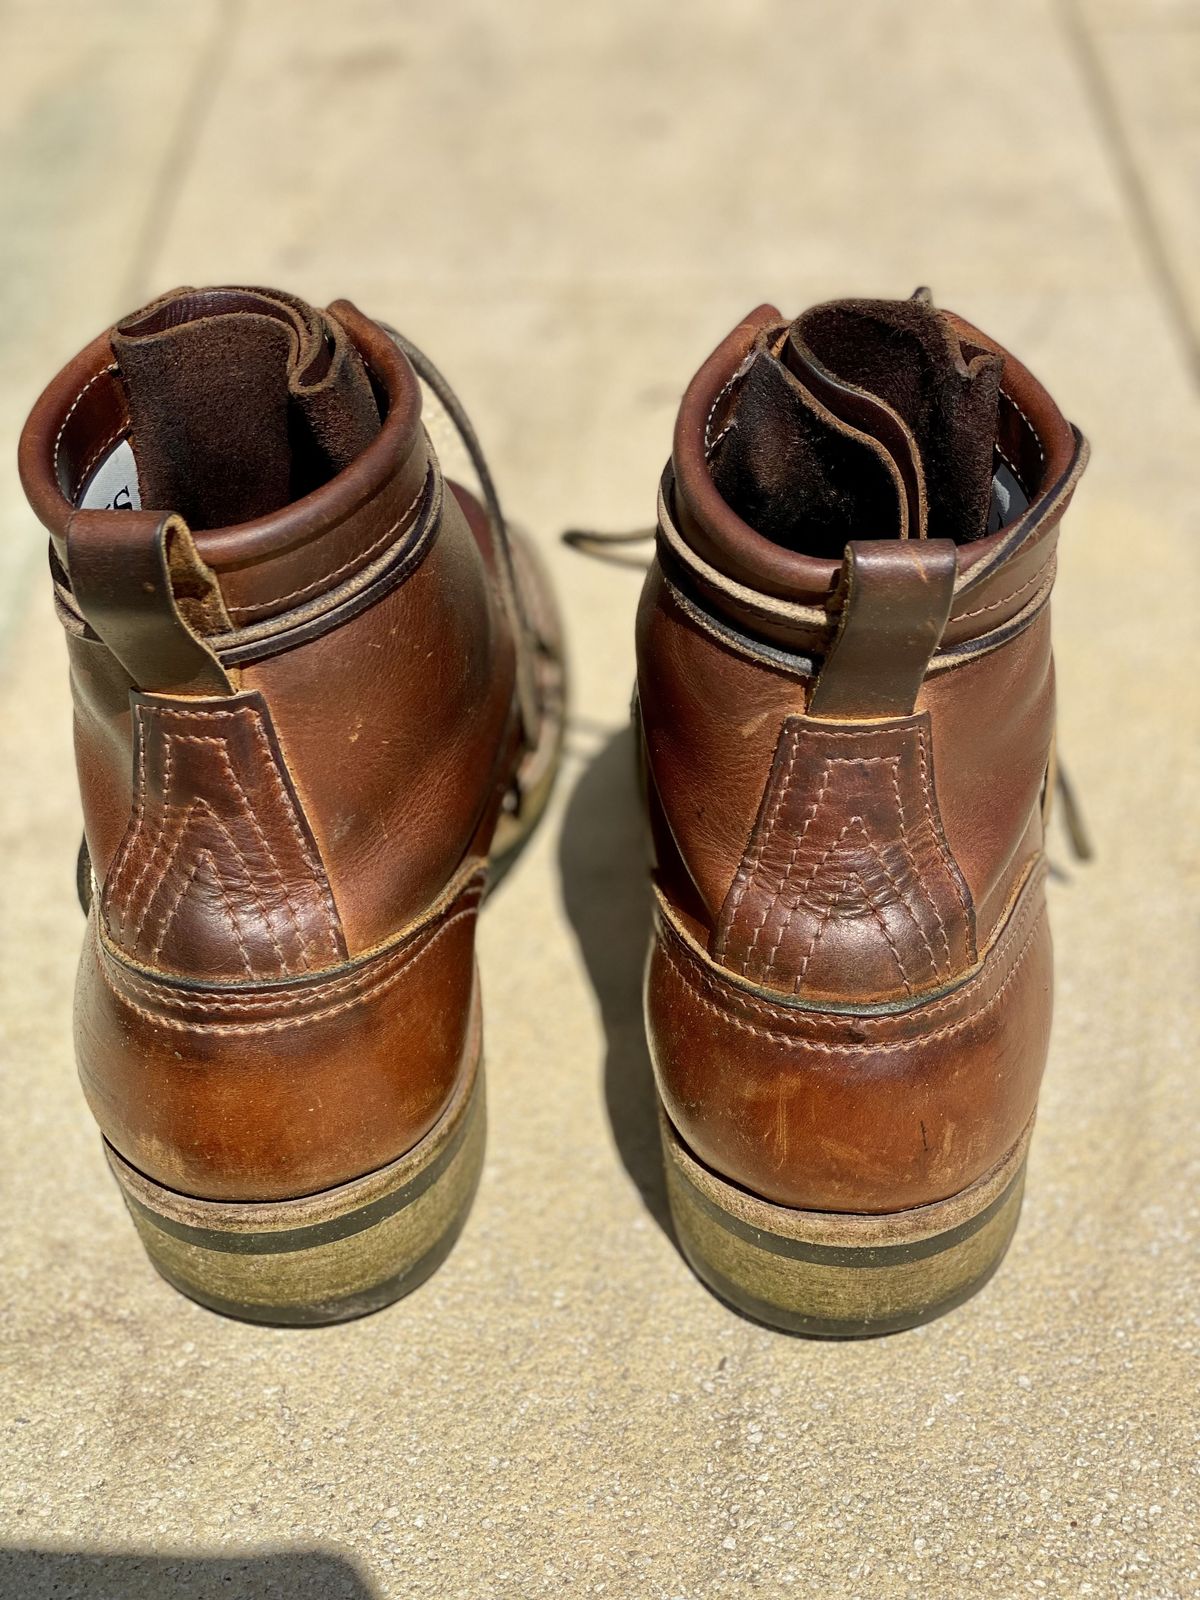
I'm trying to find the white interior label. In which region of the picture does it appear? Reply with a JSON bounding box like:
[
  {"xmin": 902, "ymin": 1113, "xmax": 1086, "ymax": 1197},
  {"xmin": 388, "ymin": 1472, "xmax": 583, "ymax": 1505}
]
[{"xmin": 78, "ymin": 438, "xmax": 141, "ymax": 512}]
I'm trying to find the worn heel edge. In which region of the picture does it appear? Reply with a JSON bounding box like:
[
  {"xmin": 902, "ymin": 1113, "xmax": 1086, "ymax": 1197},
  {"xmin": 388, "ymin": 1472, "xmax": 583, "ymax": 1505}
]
[
  {"xmin": 661, "ymin": 1110, "xmax": 1033, "ymax": 1338},
  {"xmin": 106, "ymin": 1051, "xmax": 486, "ymax": 1327}
]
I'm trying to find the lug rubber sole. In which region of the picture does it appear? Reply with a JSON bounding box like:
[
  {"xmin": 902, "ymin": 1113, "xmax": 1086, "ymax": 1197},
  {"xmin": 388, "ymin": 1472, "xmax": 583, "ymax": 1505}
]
[
  {"xmin": 105, "ymin": 1039, "xmax": 486, "ymax": 1326},
  {"xmin": 661, "ymin": 1109, "xmax": 1032, "ymax": 1337}
]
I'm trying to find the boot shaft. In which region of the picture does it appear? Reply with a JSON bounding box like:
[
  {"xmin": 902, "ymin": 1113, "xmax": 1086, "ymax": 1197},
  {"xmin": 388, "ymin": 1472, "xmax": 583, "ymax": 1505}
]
[
  {"xmin": 640, "ymin": 294, "xmax": 1086, "ymax": 977},
  {"xmin": 17, "ymin": 288, "xmax": 560, "ymax": 1226},
  {"xmin": 19, "ymin": 289, "xmax": 521, "ymax": 967},
  {"xmin": 640, "ymin": 294, "xmax": 1087, "ymax": 1224}
]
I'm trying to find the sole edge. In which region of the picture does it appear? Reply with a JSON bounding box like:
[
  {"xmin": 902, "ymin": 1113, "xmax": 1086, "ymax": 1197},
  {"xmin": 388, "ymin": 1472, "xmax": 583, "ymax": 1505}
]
[
  {"xmin": 106, "ymin": 1049, "xmax": 486, "ymax": 1327},
  {"xmin": 661, "ymin": 1110, "xmax": 1032, "ymax": 1338}
]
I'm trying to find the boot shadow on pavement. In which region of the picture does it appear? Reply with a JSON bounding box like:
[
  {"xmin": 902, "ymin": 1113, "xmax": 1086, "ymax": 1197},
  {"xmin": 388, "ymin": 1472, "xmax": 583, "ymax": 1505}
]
[
  {"xmin": 0, "ymin": 1547, "xmax": 378, "ymax": 1599},
  {"xmin": 558, "ymin": 724, "xmax": 676, "ymax": 1241}
]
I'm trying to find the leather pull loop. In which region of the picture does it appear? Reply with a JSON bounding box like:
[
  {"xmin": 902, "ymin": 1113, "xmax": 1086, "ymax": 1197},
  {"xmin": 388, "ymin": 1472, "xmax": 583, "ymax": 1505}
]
[
  {"xmin": 65, "ymin": 508, "xmax": 234, "ymax": 696},
  {"xmin": 808, "ymin": 538, "xmax": 957, "ymax": 720}
]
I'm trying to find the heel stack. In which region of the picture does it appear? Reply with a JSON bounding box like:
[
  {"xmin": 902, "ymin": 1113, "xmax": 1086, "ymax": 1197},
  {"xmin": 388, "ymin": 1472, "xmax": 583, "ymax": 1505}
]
[
  {"xmin": 661, "ymin": 1110, "xmax": 1031, "ymax": 1337},
  {"xmin": 105, "ymin": 1051, "xmax": 486, "ymax": 1326}
]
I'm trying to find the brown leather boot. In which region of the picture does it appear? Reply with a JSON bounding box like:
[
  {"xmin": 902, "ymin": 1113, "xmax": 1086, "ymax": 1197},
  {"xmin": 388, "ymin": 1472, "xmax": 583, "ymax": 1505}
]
[
  {"xmin": 18, "ymin": 286, "xmax": 564, "ymax": 1324},
  {"xmin": 638, "ymin": 292, "xmax": 1087, "ymax": 1335}
]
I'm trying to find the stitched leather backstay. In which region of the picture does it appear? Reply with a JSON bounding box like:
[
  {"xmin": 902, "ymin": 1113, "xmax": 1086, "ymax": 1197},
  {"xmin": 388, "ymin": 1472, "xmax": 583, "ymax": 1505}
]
[
  {"xmin": 101, "ymin": 691, "xmax": 346, "ymax": 980},
  {"xmin": 714, "ymin": 714, "xmax": 976, "ymax": 1002}
]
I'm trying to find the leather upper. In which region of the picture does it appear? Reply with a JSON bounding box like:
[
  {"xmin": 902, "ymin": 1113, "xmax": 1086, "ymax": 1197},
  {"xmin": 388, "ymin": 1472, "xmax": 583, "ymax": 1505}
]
[
  {"xmin": 19, "ymin": 290, "xmax": 549, "ymax": 1201},
  {"xmin": 640, "ymin": 301, "xmax": 1086, "ymax": 1213}
]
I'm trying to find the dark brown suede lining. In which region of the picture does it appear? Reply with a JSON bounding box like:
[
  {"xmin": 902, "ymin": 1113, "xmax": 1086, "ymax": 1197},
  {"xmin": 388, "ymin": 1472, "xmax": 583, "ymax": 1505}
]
[
  {"xmin": 707, "ymin": 325, "xmax": 904, "ymax": 562},
  {"xmin": 112, "ymin": 286, "xmax": 381, "ymax": 529},
  {"xmin": 709, "ymin": 293, "xmax": 1003, "ymax": 557}
]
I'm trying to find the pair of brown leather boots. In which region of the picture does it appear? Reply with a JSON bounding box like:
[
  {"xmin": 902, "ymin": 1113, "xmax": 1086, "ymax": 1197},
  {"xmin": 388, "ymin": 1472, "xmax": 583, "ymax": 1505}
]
[{"xmin": 18, "ymin": 286, "xmax": 1086, "ymax": 1334}]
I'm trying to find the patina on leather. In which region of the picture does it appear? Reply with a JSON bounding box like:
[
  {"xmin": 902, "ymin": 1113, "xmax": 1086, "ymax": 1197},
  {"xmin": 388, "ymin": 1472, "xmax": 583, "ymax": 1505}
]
[
  {"xmin": 20, "ymin": 286, "xmax": 557, "ymax": 1204},
  {"xmin": 640, "ymin": 293, "xmax": 1088, "ymax": 1216}
]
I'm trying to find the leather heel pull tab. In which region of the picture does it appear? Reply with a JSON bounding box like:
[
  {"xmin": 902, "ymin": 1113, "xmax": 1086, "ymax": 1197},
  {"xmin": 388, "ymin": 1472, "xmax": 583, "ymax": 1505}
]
[
  {"xmin": 808, "ymin": 538, "xmax": 957, "ymax": 720},
  {"xmin": 65, "ymin": 509, "xmax": 234, "ymax": 696}
]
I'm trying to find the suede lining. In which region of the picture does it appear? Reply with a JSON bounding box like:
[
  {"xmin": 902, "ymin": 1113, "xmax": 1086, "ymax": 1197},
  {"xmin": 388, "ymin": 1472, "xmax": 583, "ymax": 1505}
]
[
  {"xmin": 710, "ymin": 293, "xmax": 1004, "ymax": 556},
  {"xmin": 111, "ymin": 286, "xmax": 381, "ymax": 530},
  {"xmin": 708, "ymin": 327, "xmax": 903, "ymax": 562}
]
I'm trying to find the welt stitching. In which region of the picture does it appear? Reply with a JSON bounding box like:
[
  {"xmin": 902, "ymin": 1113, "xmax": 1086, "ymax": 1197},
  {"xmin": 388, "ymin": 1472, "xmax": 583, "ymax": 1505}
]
[
  {"xmin": 52, "ymin": 366, "xmax": 117, "ymax": 481},
  {"xmin": 97, "ymin": 905, "xmax": 479, "ymax": 1034},
  {"xmin": 657, "ymin": 865, "xmax": 1044, "ymax": 1035},
  {"xmin": 659, "ymin": 907, "xmax": 1043, "ymax": 1054},
  {"xmin": 222, "ymin": 481, "xmax": 425, "ymax": 619},
  {"xmin": 886, "ymin": 756, "xmax": 952, "ymax": 971},
  {"xmin": 108, "ymin": 881, "xmax": 488, "ymax": 1012}
]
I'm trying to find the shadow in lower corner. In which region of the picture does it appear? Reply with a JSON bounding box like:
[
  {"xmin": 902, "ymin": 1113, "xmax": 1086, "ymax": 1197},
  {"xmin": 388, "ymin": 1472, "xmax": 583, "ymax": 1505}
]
[
  {"xmin": 0, "ymin": 1547, "xmax": 377, "ymax": 1599},
  {"xmin": 558, "ymin": 725, "xmax": 674, "ymax": 1241}
]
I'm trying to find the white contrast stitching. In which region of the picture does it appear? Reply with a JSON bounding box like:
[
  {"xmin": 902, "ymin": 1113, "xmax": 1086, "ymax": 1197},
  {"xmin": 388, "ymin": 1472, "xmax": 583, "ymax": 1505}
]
[
  {"xmin": 52, "ymin": 366, "xmax": 118, "ymax": 485},
  {"xmin": 97, "ymin": 905, "xmax": 479, "ymax": 1034},
  {"xmin": 999, "ymin": 385, "xmax": 1045, "ymax": 467},
  {"xmin": 658, "ymin": 904, "xmax": 1044, "ymax": 1054}
]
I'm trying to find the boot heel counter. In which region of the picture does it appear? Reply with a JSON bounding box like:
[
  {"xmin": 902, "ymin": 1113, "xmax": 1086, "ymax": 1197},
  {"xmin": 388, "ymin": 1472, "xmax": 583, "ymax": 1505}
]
[
  {"xmin": 648, "ymin": 865, "xmax": 1051, "ymax": 1213},
  {"xmin": 100, "ymin": 690, "xmax": 346, "ymax": 981},
  {"xmin": 78, "ymin": 869, "xmax": 486, "ymax": 1201},
  {"xmin": 714, "ymin": 711, "xmax": 976, "ymax": 1003}
]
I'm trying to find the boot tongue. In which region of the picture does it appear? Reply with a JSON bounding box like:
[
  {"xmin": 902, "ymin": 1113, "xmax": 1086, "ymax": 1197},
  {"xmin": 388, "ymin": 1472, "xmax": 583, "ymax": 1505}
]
[
  {"xmin": 110, "ymin": 286, "xmax": 382, "ymax": 529},
  {"xmin": 708, "ymin": 291, "xmax": 1004, "ymax": 560}
]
